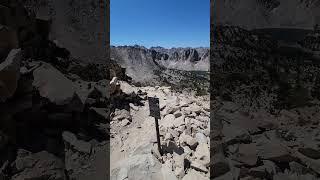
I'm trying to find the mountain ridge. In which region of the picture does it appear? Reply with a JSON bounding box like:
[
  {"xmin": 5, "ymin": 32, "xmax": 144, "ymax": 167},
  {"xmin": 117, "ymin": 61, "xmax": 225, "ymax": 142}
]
[{"xmin": 110, "ymin": 45, "xmax": 209, "ymax": 81}]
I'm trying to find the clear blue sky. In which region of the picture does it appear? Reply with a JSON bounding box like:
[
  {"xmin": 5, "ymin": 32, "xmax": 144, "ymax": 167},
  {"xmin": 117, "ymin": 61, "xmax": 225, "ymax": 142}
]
[{"xmin": 110, "ymin": 0, "xmax": 210, "ymax": 48}]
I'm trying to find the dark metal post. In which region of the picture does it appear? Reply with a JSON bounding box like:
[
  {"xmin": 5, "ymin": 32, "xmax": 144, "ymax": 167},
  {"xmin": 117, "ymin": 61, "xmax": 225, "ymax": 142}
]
[
  {"xmin": 148, "ymin": 97, "xmax": 162, "ymax": 155},
  {"xmin": 154, "ymin": 117, "xmax": 162, "ymax": 155}
]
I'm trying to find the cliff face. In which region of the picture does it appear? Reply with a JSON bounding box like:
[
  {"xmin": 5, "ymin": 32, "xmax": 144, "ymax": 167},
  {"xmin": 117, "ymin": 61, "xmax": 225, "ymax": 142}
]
[
  {"xmin": 152, "ymin": 47, "xmax": 209, "ymax": 71},
  {"xmin": 149, "ymin": 46, "xmax": 209, "ymax": 62},
  {"xmin": 110, "ymin": 46, "xmax": 161, "ymax": 82}
]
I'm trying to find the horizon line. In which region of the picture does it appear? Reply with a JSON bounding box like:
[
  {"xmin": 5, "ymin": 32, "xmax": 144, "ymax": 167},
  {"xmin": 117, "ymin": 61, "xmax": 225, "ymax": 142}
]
[{"xmin": 110, "ymin": 44, "xmax": 210, "ymax": 49}]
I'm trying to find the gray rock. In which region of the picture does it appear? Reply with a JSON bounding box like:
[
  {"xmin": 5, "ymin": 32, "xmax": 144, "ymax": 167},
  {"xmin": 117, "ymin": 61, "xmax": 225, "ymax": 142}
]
[
  {"xmin": 174, "ymin": 167, "xmax": 185, "ymax": 179},
  {"xmin": 249, "ymin": 160, "xmax": 278, "ymax": 178},
  {"xmin": 163, "ymin": 140, "xmax": 184, "ymax": 155},
  {"xmin": 16, "ymin": 149, "xmax": 32, "ymax": 159},
  {"xmin": 173, "ymin": 152, "xmax": 185, "ymax": 169},
  {"xmin": 174, "ymin": 111, "xmax": 183, "ymax": 118},
  {"xmin": 161, "ymin": 114, "xmax": 175, "ymax": 129},
  {"xmin": 113, "ymin": 109, "xmax": 131, "ymax": 121},
  {"xmin": 173, "ymin": 152, "xmax": 185, "ymax": 178},
  {"xmin": 129, "ymin": 103, "xmax": 139, "ymax": 111},
  {"xmin": 173, "ymin": 115, "xmax": 185, "ymax": 128},
  {"xmin": 121, "ymin": 119, "xmax": 131, "ymax": 126},
  {"xmin": 257, "ymin": 140, "xmax": 295, "ymax": 162},
  {"xmin": 195, "ymin": 133, "xmax": 207, "ymax": 144},
  {"xmin": 65, "ymin": 143, "xmax": 108, "ymax": 180},
  {"xmin": 0, "ymin": 161, "xmax": 9, "ymax": 180},
  {"xmin": 189, "ymin": 104, "xmax": 202, "ymax": 114},
  {"xmin": 298, "ymin": 148, "xmax": 320, "ymax": 160},
  {"xmin": 110, "ymin": 77, "xmax": 119, "ymax": 94},
  {"xmin": 176, "ymin": 125, "xmax": 186, "ymax": 134},
  {"xmin": 117, "ymin": 168, "xmax": 128, "ymax": 180},
  {"xmin": 89, "ymin": 107, "xmax": 108, "ymax": 122},
  {"xmin": 32, "ymin": 62, "xmax": 84, "ymax": 111},
  {"xmin": 62, "ymin": 131, "xmax": 92, "ymax": 154},
  {"xmin": 221, "ymin": 101, "xmax": 240, "ymax": 112},
  {"xmin": 235, "ymin": 144, "xmax": 258, "ymax": 166},
  {"xmin": 168, "ymin": 129, "xmax": 180, "ymax": 139},
  {"xmin": 161, "ymin": 163, "xmax": 178, "ymax": 180},
  {"xmin": 0, "ymin": 131, "xmax": 8, "ymax": 150},
  {"xmin": 93, "ymin": 82, "xmax": 108, "ymax": 98},
  {"xmin": 164, "ymin": 133, "xmax": 173, "ymax": 141},
  {"xmin": 179, "ymin": 133, "xmax": 198, "ymax": 149},
  {"xmin": 222, "ymin": 123, "xmax": 251, "ymax": 145},
  {"xmin": 213, "ymin": 164, "xmax": 241, "ymax": 180},
  {"xmin": 111, "ymin": 154, "xmax": 163, "ymax": 180},
  {"xmin": 195, "ymin": 116, "xmax": 209, "ymax": 123},
  {"xmin": 119, "ymin": 81, "xmax": 135, "ymax": 95},
  {"xmin": 185, "ymin": 125, "xmax": 192, "ymax": 136},
  {"xmin": 211, "ymin": 152, "xmax": 230, "ymax": 178},
  {"xmin": 190, "ymin": 160, "xmax": 208, "ymax": 173},
  {"xmin": 194, "ymin": 143, "xmax": 210, "ymax": 167},
  {"xmin": 183, "ymin": 146, "xmax": 193, "ymax": 156},
  {"xmin": 273, "ymin": 172, "xmax": 318, "ymax": 180},
  {"xmin": 75, "ymin": 140, "xmax": 92, "ymax": 154},
  {"xmin": 12, "ymin": 151, "xmax": 66, "ymax": 180},
  {"xmin": 289, "ymin": 161, "xmax": 312, "ymax": 175},
  {"xmin": 166, "ymin": 106, "xmax": 180, "ymax": 115},
  {"xmin": 291, "ymin": 149, "xmax": 320, "ymax": 174},
  {"xmin": 0, "ymin": 49, "xmax": 21, "ymax": 102},
  {"xmin": 182, "ymin": 169, "xmax": 207, "ymax": 180},
  {"xmin": 87, "ymin": 86, "xmax": 103, "ymax": 99}
]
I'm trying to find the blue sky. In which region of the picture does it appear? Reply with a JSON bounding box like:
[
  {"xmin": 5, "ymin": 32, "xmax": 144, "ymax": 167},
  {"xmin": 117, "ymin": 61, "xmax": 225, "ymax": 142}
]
[{"xmin": 110, "ymin": 0, "xmax": 210, "ymax": 48}]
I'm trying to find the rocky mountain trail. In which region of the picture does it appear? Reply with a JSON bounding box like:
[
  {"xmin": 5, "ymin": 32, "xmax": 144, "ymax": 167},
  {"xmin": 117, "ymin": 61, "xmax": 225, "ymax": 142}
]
[{"xmin": 110, "ymin": 77, "xmax": 210, "ymax": 179}]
